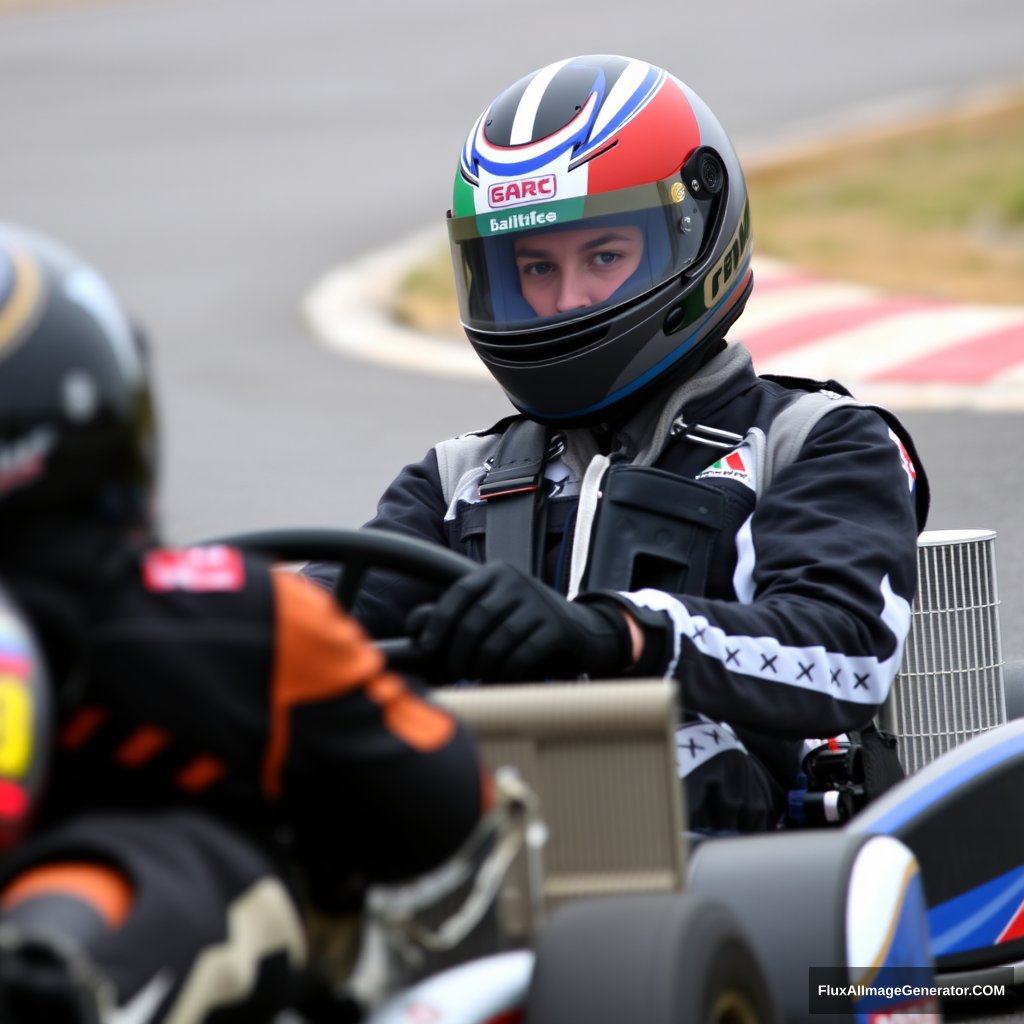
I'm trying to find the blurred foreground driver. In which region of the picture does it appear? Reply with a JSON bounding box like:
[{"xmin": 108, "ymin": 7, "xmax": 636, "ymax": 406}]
[
  {"xmin": 0, "ymin": 223, "xmax": 485, "ymax": 1024},
  {"xmin": 307, "ymin": 56, "xmax": 928, "ymax": 834}
]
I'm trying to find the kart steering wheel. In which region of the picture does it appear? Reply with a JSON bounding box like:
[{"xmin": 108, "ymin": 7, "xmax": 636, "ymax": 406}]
[{"xmin": 202, "ymin": 528, "xmax": 477, "ymax": 669}]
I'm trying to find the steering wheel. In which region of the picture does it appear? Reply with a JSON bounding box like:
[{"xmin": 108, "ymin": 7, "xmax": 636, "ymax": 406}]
[{"xmin": 201, "ymin": 528, "xmax": 477, "ymax": 669}]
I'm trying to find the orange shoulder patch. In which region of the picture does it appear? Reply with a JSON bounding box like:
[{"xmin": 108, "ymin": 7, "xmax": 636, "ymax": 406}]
[
  {"xmin": 365, "ymin": 673, "xmax": 455, "ymax": 754},
  {"xmin": 265, "ymin": 573, "xmax": 456, "ymax": 798},
  {"xmin": 2, "ymin": 863, "xmax": 134, "ymax": 929}
]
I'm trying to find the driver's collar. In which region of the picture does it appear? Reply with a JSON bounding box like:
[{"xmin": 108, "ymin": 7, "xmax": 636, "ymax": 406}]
[{"xmin": 559, "ymin": 342, "xmax": 755, "ymax": 480}]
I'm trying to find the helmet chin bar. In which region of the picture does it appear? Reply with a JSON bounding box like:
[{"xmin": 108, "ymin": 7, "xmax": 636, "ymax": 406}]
[
  {"xmin": 473, "ymin": 258, "xmax": 753, "ymax": 428},
  {"xmin": 510, "ymin": 339, "xmax": 727, "ymax": 430}
]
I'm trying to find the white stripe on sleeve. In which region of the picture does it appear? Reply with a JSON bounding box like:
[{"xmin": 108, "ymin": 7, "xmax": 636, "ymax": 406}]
[
  {"xmin": 622, "ymin": 575, "xmax": 911, "ymax": 706},
  {"xmin": 675, "ymin": 717, "xmax": 748, "ymax": 778},
  {"xmin": 732, "ymin": 513, "xmax": 756, "ymax": 604}
]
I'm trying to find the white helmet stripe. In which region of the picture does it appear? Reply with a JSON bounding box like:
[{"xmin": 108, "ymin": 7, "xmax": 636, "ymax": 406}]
[
  {"xmin": 475, "ymin": 92, "xmax": 597, "ymax": 167},
  {"xmin": 461, "ymin": 110, "xmax": 485, "ymax": 181},
  {"xmin": 590, "ymin": 58, "xmax": 651, "ymax": 138},
  {"xmin": 509, "ymin": 58, "xmax": 573, "ymax": 145}
]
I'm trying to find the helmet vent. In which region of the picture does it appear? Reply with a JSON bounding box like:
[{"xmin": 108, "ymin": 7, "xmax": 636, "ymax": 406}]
[
  {"xmin": 467, "ymin": 324, "xmax": 610, "ymax": 364},
  {"xmin": 663, "ymin": 303, "xmax": 687, "ymax": 335}
]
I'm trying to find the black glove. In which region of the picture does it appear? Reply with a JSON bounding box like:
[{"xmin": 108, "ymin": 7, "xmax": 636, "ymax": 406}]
[{"xmin": 406, "ymin": 562, "xmax": 633, "ymax": 683}]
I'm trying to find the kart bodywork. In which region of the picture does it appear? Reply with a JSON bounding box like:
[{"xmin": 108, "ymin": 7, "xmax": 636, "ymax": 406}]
[
  {"xmin": 359, "ymin": 712, "xmax": 1024, "ymax": 1024},
  {"xmin": 853, "ymin": 716, "xmax": 1024, "ymax": 987}
]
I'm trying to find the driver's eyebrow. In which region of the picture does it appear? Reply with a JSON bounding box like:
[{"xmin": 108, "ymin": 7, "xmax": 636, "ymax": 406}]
[
  {"xmin": 514, "ymin": 245, "xmax": 552, "ymax": 259},
  {"xmin": 580, "ymin": 232, "xmax": 634, "ymax": 250}
]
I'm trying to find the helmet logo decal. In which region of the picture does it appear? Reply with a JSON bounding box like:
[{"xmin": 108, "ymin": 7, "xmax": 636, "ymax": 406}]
[
  {"xmin": 704, "ymin": 200, "xmax": 752, "ymax": 309},
  {"xmin": 488, "ymin": 174, "xmax": 556, "ymax": 209},
  {"xmin": 0, "ymin": 427, "xmax": 55, "ymax": 499},
  {"xmin": 487, "ymin": 208, "xmax": 562, "ymax": 235},
  {"xmin": 0, "ymin": 247, "xmax": 44, "ymax": 360}
]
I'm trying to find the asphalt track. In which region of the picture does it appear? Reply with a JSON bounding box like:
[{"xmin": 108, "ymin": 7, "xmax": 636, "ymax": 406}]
[{"xmin": 1, "ymin": 0, "xmax": 1024, "ymax": 650}]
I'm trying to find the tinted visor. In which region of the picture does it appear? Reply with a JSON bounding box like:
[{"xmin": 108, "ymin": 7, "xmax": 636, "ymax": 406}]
[{"xmin": 448, "ymin": 173, "xmax": 717, "ymax": 334}]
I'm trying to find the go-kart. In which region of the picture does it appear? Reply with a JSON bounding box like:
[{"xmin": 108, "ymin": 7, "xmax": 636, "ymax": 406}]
[{"xmin": 210, "ymin": 526, "xmax": 1024, "ymax": 1024}]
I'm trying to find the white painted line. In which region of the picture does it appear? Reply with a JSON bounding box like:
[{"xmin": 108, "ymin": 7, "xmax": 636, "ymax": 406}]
[
  {"xmin": 744, "ymin": 254, "xmax": 806, "ymax": 284},
  {"xmin": 739, "ymin": 281, "xmax": 879, "ymax": 335},
  {"xmin": 302, "ymin": 225, "xmax": 490, "ymax": 382},
  {"xmin": 852, "ymin": 381, "xmax": 1024, "ymax": 411},
  {"xmin": 757, "ymin": 305, "xmax": 1024, "ymax": 381},
  {"xmin": 990, "ymin": 356, "xmax": 1024, "ymax": 384}
]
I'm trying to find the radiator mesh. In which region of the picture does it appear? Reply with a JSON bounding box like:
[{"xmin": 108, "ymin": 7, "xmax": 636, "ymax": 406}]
[{"xmin": 880, "ymin": 530, "xmax": 1005, "ymax": 773}]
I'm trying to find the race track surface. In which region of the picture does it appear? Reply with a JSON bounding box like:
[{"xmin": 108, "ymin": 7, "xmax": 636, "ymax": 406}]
[{"xmin": 1, "ymin": 0, "xmax": 1023, "ymax": 650}]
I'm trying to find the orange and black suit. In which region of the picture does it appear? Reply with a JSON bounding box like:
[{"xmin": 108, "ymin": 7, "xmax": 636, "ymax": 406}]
[{"xmin": 0, "ymin": 536, "xmax": 485, "ymax": 1022}]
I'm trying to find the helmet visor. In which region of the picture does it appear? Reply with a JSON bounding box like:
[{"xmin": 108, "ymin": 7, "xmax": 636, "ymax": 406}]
[{"xmin": 448, "ymin": 172, "xmax": 716, "ymax": 334}]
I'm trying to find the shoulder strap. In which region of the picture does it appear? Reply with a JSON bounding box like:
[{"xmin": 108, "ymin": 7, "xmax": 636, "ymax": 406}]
[
  {"xmin": 435, "ymin": 428, "xmax": 509, "ymax": 507},
  {"xmin": 481, "ymin": 418, "xmax": 551, "ymax": 574}
]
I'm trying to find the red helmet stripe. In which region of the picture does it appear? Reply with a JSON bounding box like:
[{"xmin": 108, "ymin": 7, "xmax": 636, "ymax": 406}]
[{"xmin": 586, "ymin": 81, "xmax": 700, "ymax": 194}]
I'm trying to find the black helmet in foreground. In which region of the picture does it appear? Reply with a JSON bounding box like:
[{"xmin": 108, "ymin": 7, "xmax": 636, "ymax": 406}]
[
  {"xmin": 449, "ymin": 55, "xmax": 752, "ymax": 425},
  {"xmin": 0, "ymin": 222, "xmax": 155, "ymax": 526}
]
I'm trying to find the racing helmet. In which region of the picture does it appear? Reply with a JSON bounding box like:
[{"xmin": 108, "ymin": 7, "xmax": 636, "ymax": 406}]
[
  {"xmin": 0, "ymin": 222, "xmax": 155, "ymax": 526},
  {"xmin": 448, "ymin": 55, "xmax": 752, "ymax": 424}
]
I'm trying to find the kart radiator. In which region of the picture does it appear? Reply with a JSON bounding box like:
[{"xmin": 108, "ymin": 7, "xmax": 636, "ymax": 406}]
[
  {"xmin": 879, "ymin": 529, "xmax": 1006, "ymax": 773},
  {"xmin": 435, "ymin": 681, "xmax": 686, "ymax": 932}
]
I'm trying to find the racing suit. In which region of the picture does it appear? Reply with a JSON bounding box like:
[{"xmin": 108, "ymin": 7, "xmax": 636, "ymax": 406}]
[
  {"xmin": 306, "ymin": 342, "xmax": 928, "ymax": 832},
  {"xmin": 0, "ymin": 520, "xmax": 484, "ymax": 1022}
]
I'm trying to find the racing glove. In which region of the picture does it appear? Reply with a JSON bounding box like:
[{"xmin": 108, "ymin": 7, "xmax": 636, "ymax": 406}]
[{"xmin": 407, "ymin": 562, "xmax": 634, "ymax": 683}]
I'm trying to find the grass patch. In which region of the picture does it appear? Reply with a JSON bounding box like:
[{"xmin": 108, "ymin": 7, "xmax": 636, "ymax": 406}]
[
  {"xmin": 393, "ymin": 246, "xmax": 466, "ymax": 342},
  {"xmin": 747, "ymin": 96, "xmax": 1024, "ymax": 305},
  {"xmin": 395, "ymin": 97, "xmax": 1024, "ymax": 338}
]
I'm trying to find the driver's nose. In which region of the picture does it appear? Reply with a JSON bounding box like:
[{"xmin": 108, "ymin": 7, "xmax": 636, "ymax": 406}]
[{"xmin": 554, "ymin": 265, "xmax": 593, "ymax": 313}]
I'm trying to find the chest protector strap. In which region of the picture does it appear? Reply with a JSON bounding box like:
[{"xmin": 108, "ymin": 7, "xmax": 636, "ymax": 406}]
[
  {"xmin": 481, "ymin": 418, "xmax": 551, "ymax": 574},
  {"xmin": 584, "ymin": 465, "xmax": 726, "ymax": 597}
]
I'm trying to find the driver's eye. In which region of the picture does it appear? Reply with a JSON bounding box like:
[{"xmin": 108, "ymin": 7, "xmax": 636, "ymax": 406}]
[
  {"xmin": 525, "ymin": 262, "xmax": 555, "ymax": 276},
  {"xmin": 593, "ymin": 251, "xmax": 620, "ymax": 266}
]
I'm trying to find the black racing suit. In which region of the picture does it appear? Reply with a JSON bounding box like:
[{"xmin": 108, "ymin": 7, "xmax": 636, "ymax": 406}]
[
  {"xmin": 0, "ymin": 520, "xmax": 484, "ymax": 1021},
  {"xmin": 306, "ymin": 343, "xmax": 928, "ymax": 832}
]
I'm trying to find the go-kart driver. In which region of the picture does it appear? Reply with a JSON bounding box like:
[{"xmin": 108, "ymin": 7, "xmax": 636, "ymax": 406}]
[
  {"xmin": 306, "ymin": 56, "xmax": 929, "ymax": 833},
  {"xmin": 0, "ymin": 223, "xmax": 486, "ymax": 1024}
]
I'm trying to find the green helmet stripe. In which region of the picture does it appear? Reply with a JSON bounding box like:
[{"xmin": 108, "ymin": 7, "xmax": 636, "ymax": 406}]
[{"xmin": 452, "ymin": 168, "xmax": 476, "ymax": 219}]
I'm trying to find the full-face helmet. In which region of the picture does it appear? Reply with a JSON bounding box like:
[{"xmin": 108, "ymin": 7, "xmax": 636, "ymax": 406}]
[
  {"xmin": 449, "ymin": 55, "xmax": 752, "ymax": 424},
  {"xmin": 0, "ymin": 222, "xmax": 155, "ymax": 527}
]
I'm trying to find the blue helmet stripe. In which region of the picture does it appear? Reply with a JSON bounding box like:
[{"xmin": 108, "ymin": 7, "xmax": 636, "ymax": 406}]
[{"xmin": 578, "ymin": 66, "xmax": 665, "ymax": 157}]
